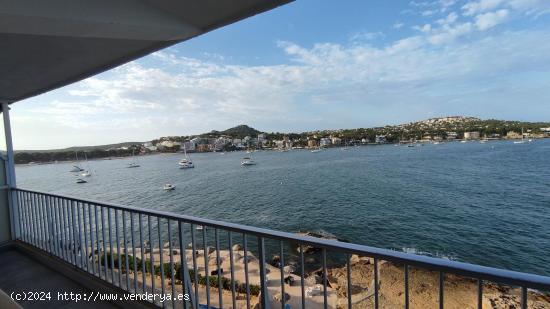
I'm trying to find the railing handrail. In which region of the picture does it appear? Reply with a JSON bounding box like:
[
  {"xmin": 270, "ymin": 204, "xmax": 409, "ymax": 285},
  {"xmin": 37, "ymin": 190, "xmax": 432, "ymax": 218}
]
[{"xmin": 13, "ymin": 187, "xmax": 550, "ymax": 291}]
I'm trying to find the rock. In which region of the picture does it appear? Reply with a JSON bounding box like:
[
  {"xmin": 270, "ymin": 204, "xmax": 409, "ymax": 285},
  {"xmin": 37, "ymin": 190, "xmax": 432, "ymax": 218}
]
[
  {"xmin": 305, "ymin": 257, "xmax": 316, "ymax": 264},
  {"xmin": 283, "ymin": 265, "xmax": 296, "ymax": 274},
  {"xmin": 271, "ymin": 255, "xmax": 281, "ymax": 267},
  {"xmin": 305, "ymin": 274, "xmax": 321, "ymax": 286},
  {"xmin": 350, "ymin": 254, "xmax": 373, "ymax": 265}
]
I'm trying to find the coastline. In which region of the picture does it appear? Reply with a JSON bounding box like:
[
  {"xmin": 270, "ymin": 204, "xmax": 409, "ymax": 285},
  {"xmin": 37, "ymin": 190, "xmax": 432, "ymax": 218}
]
[{"xmin": 87, "ymin": 246, "xmax": 550, "ymax": 309}]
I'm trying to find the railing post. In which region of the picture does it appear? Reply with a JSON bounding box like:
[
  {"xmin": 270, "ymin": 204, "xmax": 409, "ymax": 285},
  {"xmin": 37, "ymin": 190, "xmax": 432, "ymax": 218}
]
[
  {"xmin": 178, "ymin": 221, "xmax": 196, "ymax": 309},
  {"xmin": 258, "ymin": 237, "xmax": 270, "ymax": 309},
  {"xmin": 2, "ymin": 103, "xmax": 19, "ymax": 241}
]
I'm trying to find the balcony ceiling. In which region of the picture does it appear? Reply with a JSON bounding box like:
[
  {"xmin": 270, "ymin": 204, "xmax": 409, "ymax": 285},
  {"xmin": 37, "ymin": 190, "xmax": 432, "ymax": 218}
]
[{"xmin": 0, "ymin": 0, "xmax": 291, "ymax": 104}]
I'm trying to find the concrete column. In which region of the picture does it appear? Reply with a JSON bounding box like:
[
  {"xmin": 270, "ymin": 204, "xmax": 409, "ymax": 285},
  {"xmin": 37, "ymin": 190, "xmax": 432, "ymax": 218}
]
[{"xmin": 2, "ymin": 103, "xmax": 18, "ymax": 241}]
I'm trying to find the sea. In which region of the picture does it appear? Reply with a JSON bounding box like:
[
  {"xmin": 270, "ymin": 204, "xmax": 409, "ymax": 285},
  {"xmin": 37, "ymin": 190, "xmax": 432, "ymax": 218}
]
[{"xmin": 16, "ymin": 139, "xmax": 550, "ymax": 276}]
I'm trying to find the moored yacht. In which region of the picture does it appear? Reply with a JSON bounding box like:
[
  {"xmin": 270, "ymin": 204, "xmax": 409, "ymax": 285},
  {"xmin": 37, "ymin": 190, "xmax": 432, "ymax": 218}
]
[
  {"xmin": 178, "ymin": 145, "xmax": 194, "ymax": 168},
  {"xmin": 241, "ymin": 157, "xmax": 256, "ymax": 166},
  {"xmin": 127, "ymin": 149, "xmax": 140, "ymax": 167},
  {"xmin": 69, "ymin": 151, "xmax": 84, "ymax": 172}
]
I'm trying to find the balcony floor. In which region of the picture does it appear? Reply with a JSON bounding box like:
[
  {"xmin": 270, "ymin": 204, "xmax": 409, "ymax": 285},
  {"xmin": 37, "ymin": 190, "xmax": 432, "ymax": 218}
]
[{"xmin": 0, "ymin": 247, "xmax": 121, "ymax": 309}]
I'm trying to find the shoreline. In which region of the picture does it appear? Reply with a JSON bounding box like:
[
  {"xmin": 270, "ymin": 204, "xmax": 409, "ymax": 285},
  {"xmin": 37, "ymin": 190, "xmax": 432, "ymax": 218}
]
[{"xmin": 86, "ymin": 246, "xmax": 550, "ymax": 309}]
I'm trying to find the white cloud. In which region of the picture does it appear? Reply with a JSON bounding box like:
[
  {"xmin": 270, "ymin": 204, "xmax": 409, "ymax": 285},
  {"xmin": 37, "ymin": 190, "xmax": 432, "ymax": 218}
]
[
  {"xmin": 393, "ymin": 22, "xmax": 405, "ymax": 29},
  {"xmin": 475, "ymin": 9, "xmax": 509, "ymax": 30},
  {"xmin": 436, "ymin": 12, "xmax": 459, "ymax": 25},
  {"xmin": 462, "ymin": 0, "xmax": 505, "ymax": 16},
  {"xmin": 428, "ymin": 22, "xmax": 473, "ymax": 44},
  {"xmin": 349, "ymin": 31, "xmax": 384, "ymax": 41},
  {"xmin": 414, "ymin": 24, "xmax": 433, "ymax": 33}
]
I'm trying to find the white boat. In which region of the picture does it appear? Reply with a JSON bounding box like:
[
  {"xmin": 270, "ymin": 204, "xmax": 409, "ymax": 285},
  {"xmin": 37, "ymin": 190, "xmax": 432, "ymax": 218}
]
[
  {"xmin": 310, "ymin": 148, "xmax": 322, "ymax": 153},
  {"xmin": 69, "ymin": 165, "xmax": 84, "ymax": 172},
  {"xmin": 514, "ymin": 128, "xmax": 526, "ymax": 144},
  {"xmin": 460, "ymin": 140, "xmax": 467, "ymax": 143},
  {"xmin": 127, "ymin": 149, "xmax": 140, "ymax": 167},
  {"xmin": 80, "ymin": 153, "xmax": 92, "ymax": 176},
  {"xmin": 69, "ymin": 151, "xmax": 84, "ymax": 172},
  {"xmin": 163, "ymin": 183, "xmax": 175, "ymax": 191},
  {"xmin": 178, "ymin": 145, "xmax": 194, "ymax": 168},
  {"xmin": 76, "ymin": 178, "xmax": 87, "ymax": 184},
  {"xmin": 241, "ymin": 157, "xmax": 256, "ymax": 166}
]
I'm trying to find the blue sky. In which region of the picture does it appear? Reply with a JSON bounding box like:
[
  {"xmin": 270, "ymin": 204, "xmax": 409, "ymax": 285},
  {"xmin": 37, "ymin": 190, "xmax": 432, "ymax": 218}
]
[{"xmin": 12, "ymin": 0, "xmax": 550, "ymax": 149}]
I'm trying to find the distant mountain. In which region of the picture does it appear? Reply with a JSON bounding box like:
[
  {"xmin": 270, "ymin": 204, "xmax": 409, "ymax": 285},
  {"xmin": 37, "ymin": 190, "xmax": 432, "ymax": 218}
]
[
  {"xmin": 221, "ymin": 125, "xmax": 262, "ymax": 139},
  {"xmin": 15, "ymin": 141, "xmax": 142, "ymax": 153}
]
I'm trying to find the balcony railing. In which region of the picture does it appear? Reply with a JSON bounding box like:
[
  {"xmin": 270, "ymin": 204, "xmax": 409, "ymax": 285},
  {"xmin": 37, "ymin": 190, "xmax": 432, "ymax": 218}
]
[{"xmin": 12, "ymin": 187, "xmax": 550, "ymax": 309}]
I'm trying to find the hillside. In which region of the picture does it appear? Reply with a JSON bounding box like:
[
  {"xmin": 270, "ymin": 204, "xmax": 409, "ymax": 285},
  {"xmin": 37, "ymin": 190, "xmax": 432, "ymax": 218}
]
[
  {"xmin": 15, "ymin": 141, "xmax": 143, "ymax": 153},
  {"xmin": 221, "ymin": 125, "xmax": 262, "ymax": 138}
]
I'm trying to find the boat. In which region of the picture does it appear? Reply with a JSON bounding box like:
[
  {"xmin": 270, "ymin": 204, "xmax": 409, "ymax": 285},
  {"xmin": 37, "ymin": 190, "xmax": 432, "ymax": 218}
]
[
  {"xmin": 127, "ymin": 149, "xmax": 140, "ymax": 167},
  {"xmin": 178, "ymin": 145, "xmax": 194, "ymax": 168},
  {"xmin": 310, "ymin": 148, "xmax": 322, "ymax": 153},
  {"xmin": 241, "ymin": 157, "xmax": 256, "ymax": 166},
  {"xmin": 80, "ymin": 153, "xmax": 92, "ymax": 176},
  {"xmin": 460, "ymin": 140, "xmax": 467, "ymax": 143},
  {"xmin": 163, "ymin": 183, "xmax": 175, "ymax": 191},
  {"xmin": 69, "ymin": 165, "xmax": 84, "ymax": 172},
  {"xmin": 69, "ymin": 151, "xmax": 84, "ymax": 172},
  {"xmin": 514, "ymin": 128, "xmax": 526, "ymax": 144},
  {"xmin": 76, "ymin": 178, "xmax": 87, "ymax": 184}
]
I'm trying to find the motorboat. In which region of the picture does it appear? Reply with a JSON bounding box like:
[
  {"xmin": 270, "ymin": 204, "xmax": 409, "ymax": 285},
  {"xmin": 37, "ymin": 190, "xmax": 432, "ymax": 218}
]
[
  {"xmin": 76, "ymin": 178, "xmax": 87, "ymax": 184},
  {"xmin": 310, "ymin": 148, "xmax": 321, "ymax": 153},
  {"xmin": 163, "ymin": 183, "xmax": 176, "ymax": 191},
  {"xmin": 81, "ymin": 170, "xmax": 91, "ymax": 177},
  {"xmin": 241, "ymin": 157, "xmax": 256, "ymax": 166}
]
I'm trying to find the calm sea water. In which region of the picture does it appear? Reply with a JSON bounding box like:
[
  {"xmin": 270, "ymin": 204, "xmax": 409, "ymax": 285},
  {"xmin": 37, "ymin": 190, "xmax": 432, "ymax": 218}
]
[{"xmin": 16, "ymin": 140, "xmax": 550, "ymax": 276}]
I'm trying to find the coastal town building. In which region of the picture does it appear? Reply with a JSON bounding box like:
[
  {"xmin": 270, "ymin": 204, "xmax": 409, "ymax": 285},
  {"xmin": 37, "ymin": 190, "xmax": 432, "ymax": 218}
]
[
  {"xmin": 331, "ymin": 136, "xmax": 342, "ymax": 145},
  {"xmin": 307, "ymin": 140, "xmax": 318, "ymax": 148},
  {"xmin": 464, "ymin": 131, "xmax": 480, "ymax": 140},
  {"xmin": 375, "ymin": 135, "xmax": 387, "ymax": 143},
  {"xmin": 320, "ymin": 138, "xmax": 331, "ymax": 147}
]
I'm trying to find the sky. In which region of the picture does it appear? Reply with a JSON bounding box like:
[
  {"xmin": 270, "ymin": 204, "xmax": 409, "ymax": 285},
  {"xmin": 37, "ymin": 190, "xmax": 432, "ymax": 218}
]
[{"xmin": 10, "ymin": 0, "xmax": 550, "ymax": 150}]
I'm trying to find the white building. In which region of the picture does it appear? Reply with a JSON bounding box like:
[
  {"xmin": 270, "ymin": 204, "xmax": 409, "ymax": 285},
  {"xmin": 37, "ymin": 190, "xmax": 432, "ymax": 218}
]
[
  {"xmin": 464, "ymin": 131, "xmax": 480, "ymax": 140},
  {"xmin": 320, "ymin": 138, "xmax": 331, "ymax": 147},
  {"xmin": 331, "ymin": 137, "xmax": 342, "ymax": 145}
]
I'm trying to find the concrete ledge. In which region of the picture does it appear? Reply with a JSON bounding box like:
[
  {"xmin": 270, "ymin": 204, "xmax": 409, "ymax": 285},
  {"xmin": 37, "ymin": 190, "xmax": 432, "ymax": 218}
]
[
  {"xmin": 0, "ymin": 288, "xmax": 23, "ymax": 309},
  {"xmin": 5, "ymin": 241, "xmax": 158, "ymax": 309}
]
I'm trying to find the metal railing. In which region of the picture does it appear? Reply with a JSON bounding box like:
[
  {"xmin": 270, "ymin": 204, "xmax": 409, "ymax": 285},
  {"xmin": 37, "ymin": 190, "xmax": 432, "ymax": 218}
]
[{"xmin": 13, "ymin": 187, "xmax": 550, "ymax": 309}]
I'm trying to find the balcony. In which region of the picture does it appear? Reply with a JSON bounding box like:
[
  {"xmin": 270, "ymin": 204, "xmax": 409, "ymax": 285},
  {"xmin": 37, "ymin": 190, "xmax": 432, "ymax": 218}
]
[
  {"xmin": 1, "ymin": 1, "xmax": 550, "ymax": 308},
  {"xmin": 0, "ymin": 187, "xmax": 549, "ymax": 309}
]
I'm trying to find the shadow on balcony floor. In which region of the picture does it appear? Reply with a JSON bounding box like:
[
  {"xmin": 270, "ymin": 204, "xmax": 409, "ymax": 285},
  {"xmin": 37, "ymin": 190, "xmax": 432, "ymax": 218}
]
[{"xmin": 0, "ymin": 247, "xmax": 121, "ymax": 309}]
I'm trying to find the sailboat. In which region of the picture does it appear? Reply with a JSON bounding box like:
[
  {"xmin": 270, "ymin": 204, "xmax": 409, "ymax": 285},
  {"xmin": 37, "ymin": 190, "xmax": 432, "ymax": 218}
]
[
  {"xmin": 179, "ymin": 145, "xmax": 194, "ymax": 169},
  {"xmin": 241, "ymin": 156, "xmax": 256, "ymax": 166},
  {"xmin": 69, "ymin": 151, "xmax": 84, "ymax": 172},
  {"xmin": 127, "ymin": 149, "xmax": 140, "ymax": 167},
  {"xmin": 514, "ymin": 128, "xmax": 526, "ymax": 144},
  {"xmin": 80, "ymin": 153, "xmax": 92, "ymax": 177}
]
